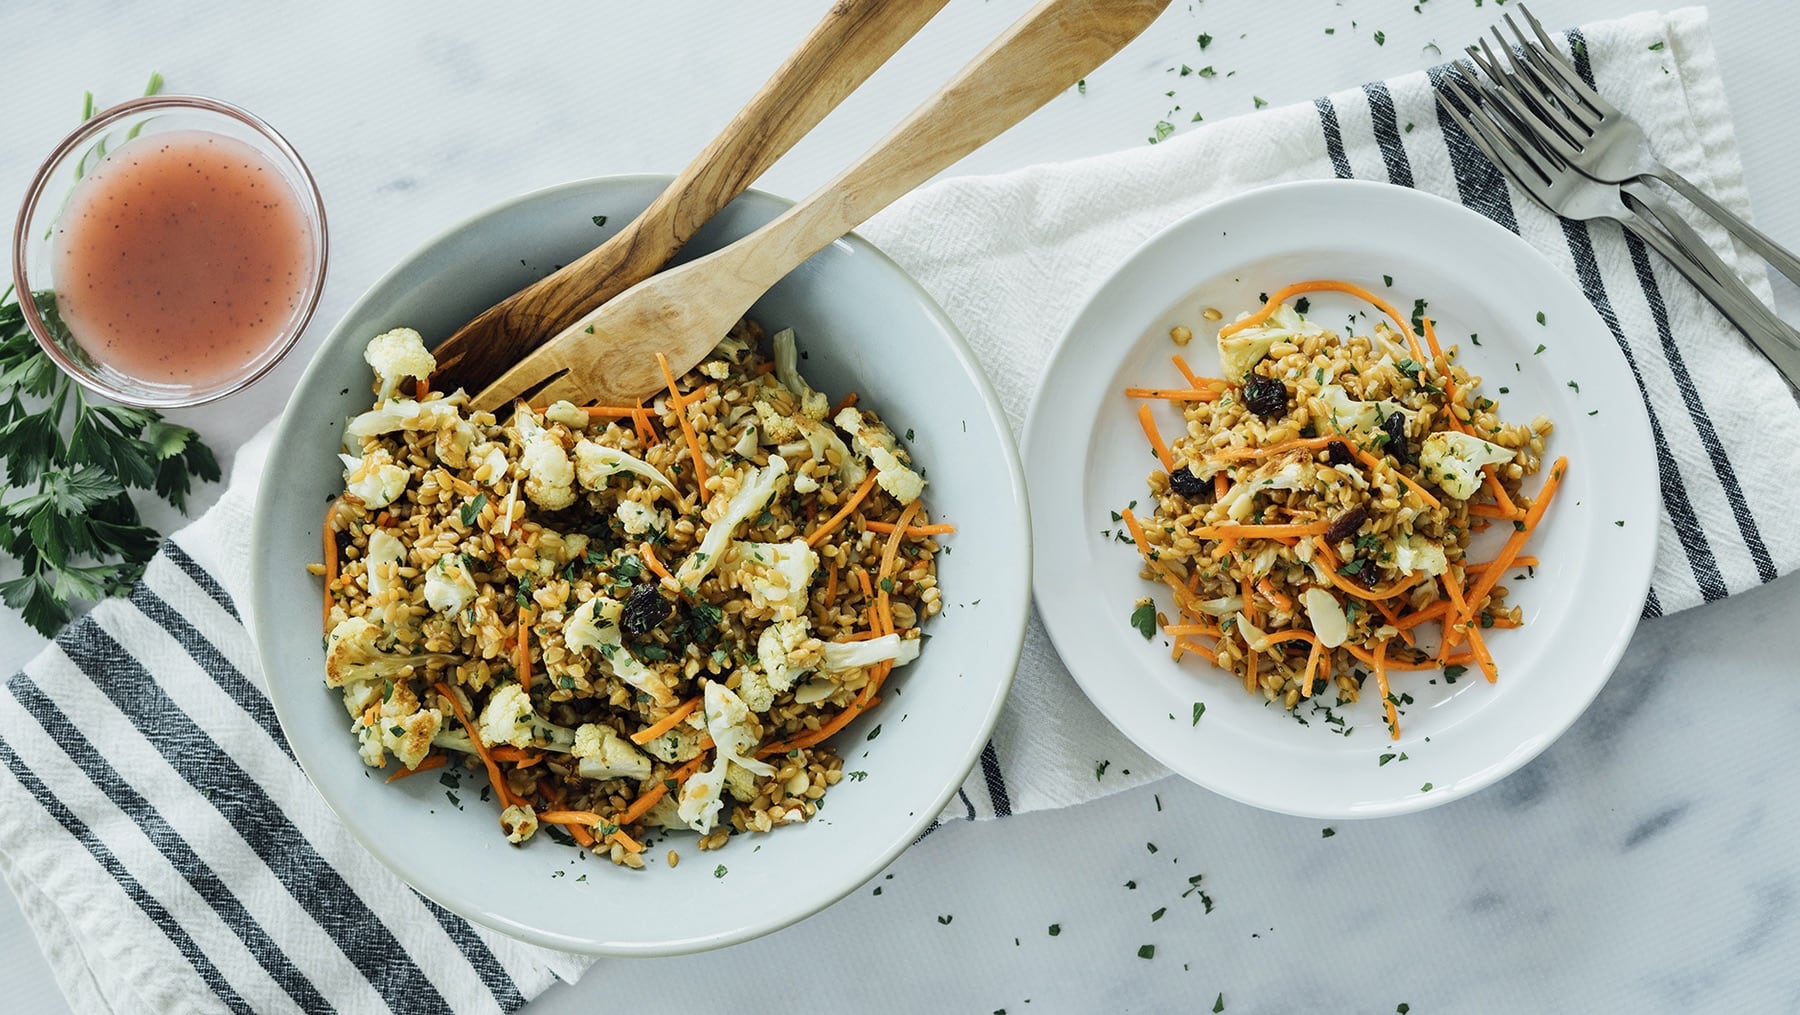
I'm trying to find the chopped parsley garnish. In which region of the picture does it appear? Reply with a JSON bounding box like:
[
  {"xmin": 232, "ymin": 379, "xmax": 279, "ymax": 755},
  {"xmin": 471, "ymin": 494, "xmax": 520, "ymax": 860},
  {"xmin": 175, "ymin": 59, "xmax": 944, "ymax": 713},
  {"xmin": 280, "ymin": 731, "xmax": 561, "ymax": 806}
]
[
  {"xmin": 1130, "ymin": 601, "xmax": 1157, "ymax": 639},
  {"xmin": 713, "ymin": 864, "xmax": 728, "ymax": 878},
  {"xmin": 1322, "ymin": 827, "xmax": 1336, "ymax": 838},
  {"xmin": 1146, "ymin": 841, "xmax": 1159, "ymax": 853},
  {"xmin": 1197, "ymin": 32, "xmax": 1213, "ymax": 49},
  {"xmin": 1383, "ymin": 274, "xmax": 1394, "ymax": 288},
  {"xmin": 1379, "ymin": 753, "xmax": 1396, "ymax": 766},
  {"xmin": 1536, "ymin": 311, "xmax": 1547, "ymax": 325},
  {"xmin": 1373, "ymin": 29, "xmax": 1386, "ymax": 45},
  {"xmin": 1420, "ymin": 782, "xmax": 1433, "ymax": 792},
  {"xmin": 866, "ymin": 724, "xmax": 882, "ymax": 741},
  {"xmin": 1137, "ymin": 944, "xmax": 1156, "ymax": 960},
  {"xmin": 937, "ymin": 914, "xmax": 953, "ymax": 925},
  {"xmin": 1192, "ymin": 701, "xmax": 1206, "ymax": 726},
  {"xmin": 459, "ymin": 494, "xmax": 486, "ymax": 527},
  {"xmin": 1214, "ymin": 993, "xmax": 1226, "ymax": 1013},
  {"xmin": 1151, "ymin": 907, "xmax": 1167, "ymax": 922}
]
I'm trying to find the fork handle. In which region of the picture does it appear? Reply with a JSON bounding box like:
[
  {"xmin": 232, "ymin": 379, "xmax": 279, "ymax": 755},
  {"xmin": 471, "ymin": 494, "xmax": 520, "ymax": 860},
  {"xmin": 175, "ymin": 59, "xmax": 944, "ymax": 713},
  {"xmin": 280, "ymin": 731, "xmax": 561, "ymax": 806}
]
[
  {"xmin": 1617, "ymin": 194, "xmax": 1800, "ymax": 386},
  {"xmin": 1647, "ymin": 168, "xmax": 1800, "ymax": 292}
]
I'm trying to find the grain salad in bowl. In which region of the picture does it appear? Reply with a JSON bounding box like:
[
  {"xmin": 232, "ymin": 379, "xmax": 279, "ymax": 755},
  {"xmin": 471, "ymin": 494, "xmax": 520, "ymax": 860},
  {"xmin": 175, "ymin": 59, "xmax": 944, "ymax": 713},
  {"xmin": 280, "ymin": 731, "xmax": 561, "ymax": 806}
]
[
  {"xmin": 1121, "ymin": 280, "xmax": 1568, "ymax": 739},
  {"xmin": 313, "ymin": 319, "xmax": 949, "ymax": 866}
]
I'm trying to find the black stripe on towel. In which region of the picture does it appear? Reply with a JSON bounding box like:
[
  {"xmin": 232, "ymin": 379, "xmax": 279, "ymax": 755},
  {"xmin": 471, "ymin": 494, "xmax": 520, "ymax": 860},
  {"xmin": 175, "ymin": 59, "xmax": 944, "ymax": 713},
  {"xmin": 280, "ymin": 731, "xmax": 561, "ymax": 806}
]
[
  {"xmin": 8, "ymin": 674, "xmax": 330, "ymax": 1013},
  {"xmin": 911, "ymin": 819, "xmax": 942, "ymax": 845},
  {"xmin": 55, "ymin": 626, "xmax": 457, "ymax": 1015},
  {"xmin": 1361, "ymin": 81, "xmax": 1415, "ymax": 188},
  {"xmin": 1313, "ymin": 97, "xmax": 1354, "ymax": 179},
  {"xmin": 415, "ymin": 893, "xmax": 528, "ymax": 1013},
  {"xmin": 957, "ymin": 787, "xmax": 977, "ymax": 822},
  {"xmin": 162, "ymin": 541, "xmax": 241, "ymax": 621},
  {"xmin": 0, "ymin": 735, "xmax": 255, "ymax": 1015},
  {"xmin": 979, "ymin": 740, "xmax": 1012, "ymax": 817},
  {"xmin": 1564, "ymin": 28, "xmax": 1777, "ymax": 586},
  {"xmin": 1557, "ymin": 216, "xmax": 1727, "ymax": 602},
  {"xmin": 1425, "ymin": 63, "xmax": 1521, "ymax": 231},
  {"xmin": 127, "ymin": 584, "xmax": 294, "ymax": 762},
  {"xmin": 1642, "ymin": 587, "xmax": 1664, "ymax": 620}
]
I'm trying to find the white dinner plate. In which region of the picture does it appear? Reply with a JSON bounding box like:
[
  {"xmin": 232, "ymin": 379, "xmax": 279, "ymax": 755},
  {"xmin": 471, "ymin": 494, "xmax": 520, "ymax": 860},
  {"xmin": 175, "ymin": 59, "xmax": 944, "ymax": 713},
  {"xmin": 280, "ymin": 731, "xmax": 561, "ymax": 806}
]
[{"xmin": 1023, "ymin": 179, "xmax": 1658, "ymax": 819}]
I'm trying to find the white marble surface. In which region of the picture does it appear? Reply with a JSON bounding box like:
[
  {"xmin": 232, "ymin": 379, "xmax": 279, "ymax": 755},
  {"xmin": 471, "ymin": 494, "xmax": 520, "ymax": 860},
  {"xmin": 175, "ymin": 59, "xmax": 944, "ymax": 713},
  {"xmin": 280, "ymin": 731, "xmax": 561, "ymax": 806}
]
[{"xmin": 3, "ymin": 1, "xmax": 1799, "ymax": 1011}]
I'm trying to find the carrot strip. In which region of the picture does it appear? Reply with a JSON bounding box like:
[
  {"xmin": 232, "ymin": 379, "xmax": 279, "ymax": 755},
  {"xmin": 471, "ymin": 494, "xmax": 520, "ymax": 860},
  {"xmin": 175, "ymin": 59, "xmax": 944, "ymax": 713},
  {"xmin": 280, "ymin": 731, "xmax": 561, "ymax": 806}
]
[
  {"xmin": 1172, "ymin": 355, "xmax": 1202, "ymax": 388},
  {"xmin": 1373, "ymin": 638, "xmax": 1400, "ymax": 739},
  {"xmin": 321, "ymin": 501, "xmax": 339, "ymax": 631},
  {"xmin": 1395, "ymin": 600, "xmax": 1453, "ymax": 630},
  {"xmin": 862, "ymin": 521, "xmax": 957, "ymax": 536},
  {"xmin": 1164, "ymin": 622, "xmax": 1223, "ymax": 637},
  {"xmin": 1252, "ymin": 629, "xmax": 1316, "ymax": 651},
  {"xmin": 1138, "ymin": 403, "xmax": 1176, "ymax": 472},
  {"xmin": 434, "ymin": 682, "xmax": 514, "ymax": 810},
  {"xmin": 1175, "ymin": 639, "xmax": 1217, "ymax": 663},
  {"xmin": 536, "ymin": 810, "xmax": 643, "ymax": 852},
  {"xmin": 414, "ymin": 377, "xmax": 430, "ymax": 401},
  {"xmin": 1256, "ymin": 577, "xmax": 1294, "ymax": 613},
  {"xmin": 632, "ymin": 697, "xmax": 701, "ymax": 745},
  {"xmin": 1126, "ymin": 387, "xmax": 1221, "ymax": 401},
  {"xmin": 1374, "ymin": 597, "xmax": 1416, "ymax": 647},
  {"xmin": 805, "ymin": 472, "xmax": 880, "ymax": 547},
  {"xmin": 1468, "ymin": 503, "xmax": 1520, "ymax": 520},
  {"xmin": 753, "ymin": 360, "xmax": 777, "ymax": 375},
  {"xmin": 1466, "ymin": 555, "xmax": 1538, "ymax": 576},
  {"xmin": 1300, "ymin": 638, "xmax": 1323, "ymax": 699},
  {"xmin": 385, "ymin": 753, "xmax": 448, "ymax": 782},
  {"xmin": 1466, "ymin": 621, "xmax": 1500, "ymax": 684},
  {"xmin": 853, "ymin": 566, "xmax": 874, "ymax": 600},
  {"xmin": 1120, "ymin": 508, "xmax": 1153, "ymax": 559},
  {"xmin": 581, "ymin": 405, "xmax": 649, "ymax": 419},
  {"xmin": 823, "ymin": 561, "xmax": 840, "ymax": 606},
  {"xmin": 831, "ymin": 391, "xmax": 858, "ymax": 416},
  {"xmin": 1195, "ymin": 521, "xmax": 1330, "ymax": 540},
  {"xmin": 1213, "ymin": 472, "xmax": 1229, "ymax": 500},
  {"xmin": 619, "ymin": 755, "xmax": 709, "ymax": 827},
  {"xmin": 1218, "ymin": 280, "xmax": 1428, "ymax": 364},
  {"xmin": 1341, "ymin": 642, "xmax": 1450, "ymax": 672},
  {"xmin": 1421, "ymin": 315, "xmax": 1445, "ymax": 364},
  {"xmin": 876, "ymin": 501, "xmax": 922, "ymax": 639},
  {"xmin": 1208, "ymin": 435, "xmax": 1346, "ymax": 462},
  {"xmin": 642, "ymin": 542, "xmax": 675, "ymax": 583},
  {"xmin": 655, "ymin": 352, "xmax": 711, "ymax": 503},
  {"xmin": 1310, "ymin": 539, "xmax": 1424, "ymax": 601},
  {"xmin": 489, "ymin": 746, "xmax": 544, "ymax": 764},
  {"xmin": 1489, "ymin": 615, "xmax": 1523, "ymax": 629},
  {"xmin": 567, "ymin": 823, "xmax": 597, "ymax": 848},
  {"xmin": 1459, "ymin": 458, "xmax": 1567, "ymax": 629},
  {"xmin": 1482, "ymin": 467, "xmax": 1521, "ymax": 519}
]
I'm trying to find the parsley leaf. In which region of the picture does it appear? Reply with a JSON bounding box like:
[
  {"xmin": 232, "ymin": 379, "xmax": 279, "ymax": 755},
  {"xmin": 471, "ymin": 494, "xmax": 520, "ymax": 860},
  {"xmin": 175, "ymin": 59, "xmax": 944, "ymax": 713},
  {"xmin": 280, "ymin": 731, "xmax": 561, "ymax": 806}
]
[{"xmin": 1130, "ymin": 601, "xmax": 1157, "ymax": 639}]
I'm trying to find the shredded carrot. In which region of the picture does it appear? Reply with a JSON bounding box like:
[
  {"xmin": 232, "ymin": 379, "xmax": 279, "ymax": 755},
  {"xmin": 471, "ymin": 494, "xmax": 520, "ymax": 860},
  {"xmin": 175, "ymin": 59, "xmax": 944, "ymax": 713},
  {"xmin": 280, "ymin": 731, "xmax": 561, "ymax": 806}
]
[
  {"xmin": 823, "ymin": 561, "xmax": 840, "ymax": 606},
  {"xmin": 414, "ymin": 376, "xmax": 430, "ymax": 401},
  {"xmin": 1309, "ymin": 539, "xmax": 1424, "ymax": 600},
  {"xmin": 853, "ymin": 566, "xmax": 874, "ymax": 600},
  {"xmin": 1395, "ymin": 600, "xmax": 1453, "ymax": 630},
  {"xmin": 619, "ymin": 755, "xmax": 708, "ymax": 827},
  {"xmin": 1468, "ymin": 503, "xmax": 1519, "ymax": 520},
  {"xmin": 753, "ymin": 360, "xmax": 777, "ymax": 375},
  {"xmin": 1374, "ymin": 597, "xmax": 1417, "ymax": 647},
  {"xmin": 655, "ymin": 352, "xmax": 711, "ymax": 503},
  {"xmin": 1208, "ymin": 435, "xmax": 1345, "ymax": 462},
  {"xmin": 1164, "ymin": 622, "xmax": 1223, "ymax": 637},
  {"xmin": 631, "ymin": 696, "xmax": 701, "ymax": 745},
  {"xmin": 434, "ymin": 682, "xmax": 513, "ymax": 810},
  {"xmin": 1373, "ymin": 638, "xmax": 1400, "ymax": 739},
  {"xmin": 1256, "ymin": 577, "xmax": 1294, "ymax": 613},
  {"xmin": 1341, "ymin": 642, "xmax": 1451, "ymax": 672},
  {"xmin": 837, "ymin": 630, "xmax": 886, "ymax": 642},
  {"xmin": 633, "ymin": 400, "xmax": 656, "ymax": 446},
  {"xmin": 1172, "ymin": 355, "xmax": 1202, "ymax": 388},
  {"xmin": 385, "ymin": 753, "xmax": 448, "ymax": 782},
  {"xmin": 1194, "ymin": 521, "xmax": 1330, "ymax": 540},
  {"xmin": 373, "ymin": 510, "xmax": 393, "ymax": 529},
  {"xmin": 567, "ymin": 823, "xmax": 597, "ymax": 848},
  {"xmin": 1213, "ymin": 472, "xmax": 1229, "ymax": 500},
  {"xmin": 1126, "ymin": 387, "xmax": 1222, "ymax": 401},
  {"xmin": 1120, "ymin": 508, "xmax": 1153, "ymax": 559},
  {"xmin": 1175, "ymin": 640, "xmax": 1217, "ymax": 663},
  {"xmin": 1488, "ymin": 615, "xmax": 1523, "ymax": 629},
  {"xmin": 1138, "ymin": 403, "xmax": 1176, "ymax": 472},
  {"xmin": 806, "ymin": 472, "xmax": 880, "ymax": 547},
  {"xmin": 1251, "ymin": 628, "xmax": 1317, "ymax": 651},
  {"xmin": 1482, "ymin": 467, "xmax": 1522, "ymax": 519},
  {"xmin": 321, "ymin": 501, "xmax": 339, "ymax": 631},
  {"xmin": 1421, "ymin": 315, "xmax": 1445, "ymax": 365},
  {"xmin": 642, "ymin": 542, "xmax": 675, "ymax": 584},
  {"xmin": 862, "ymin": 521, "xmax": 957, "ymax": 537},
  {"xmin": 581, "ymin": 404, "xmax": 648, "ymax": 419},
  {"xmin": 536, "ymin": 810, "xmax": 643, "ymax": 852},
  {"xmin": 1245, "ymin": 646, "xmax": 1260, "ymax": 694},
  {"xmin": 1466, "ymin": 621, "xmax": 1500, "ymax": 684},
  {"xmin": 1300, "ymin": 638, "xmax": 1324, "ymax": 699},
  {"xmin": 489, "ymin": 746, "xmax": 544, "ymax": 767},
  {"xmin": 1458, "ymin": 458, "xmax": 1567, "ymax": 633},
  {"xmin": 831, "ymin": 391, "xmax": 859, "ymax": 416},
  {"xmin": 516, "ymin": 606, "xmax": 533, "ymax": 692},
  {"xmin": 876, "ymin": 501, "xmax": 921, "ymax": 638},
  {"xmin": 1218, "ymin": 280, "xmax": 1428, "ymax": 364}
]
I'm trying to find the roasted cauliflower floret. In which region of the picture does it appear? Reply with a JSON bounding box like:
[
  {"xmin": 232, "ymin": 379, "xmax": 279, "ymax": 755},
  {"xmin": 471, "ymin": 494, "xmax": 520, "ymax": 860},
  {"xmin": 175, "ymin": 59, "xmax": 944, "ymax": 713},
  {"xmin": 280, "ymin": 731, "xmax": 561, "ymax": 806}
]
[
  {"xmin": 574, "ymin": 439, "xmax": 676, "ymax": 493},
  {"xmin": 364, "ymin": 327, "xmax": 436, "ymax": 403},
  {"xmin": 500, "ymin": 804, "xmax": 539, "ymax": 844},
  {"xmin": 1419, "ymin": 431, "xmax": 1515, "ymax": 499},
  {"xmin": 718, "ymin": 540, "xmax": 818, "ymax": 620},
  {"xmin": 835, "ymin": 407, "xmax": 923, "ymax": 505},
  {"xmin": 358, "ymin": 681, "xmax": 443, "ymax": 770},
  {"xmin": 513, "ymin": 403, "xmax": 577, "ymax": 511},
  {"xmin": 363, "ymin": 529, "xmax": 406, "ymax": 597},
  {"xmin": 423, "ymin": 553, "xmax": 478, "ymax": 615},
  {"xmin": 738, "ymin": 617, "xmax": 821, "ymax": 712},
  {"xmin": 677, "ymin": 681, "xmax": 776, "ymax": 833},
  {"xmin": 339, "ymin": 450, "xmax": 409, "ymax": 510},
  {"xmin": 346, "ymin": 395, "xmax": 466, "ymax": 439},
  {"xmin": 673, "ymin": 457, "xmax": 789, "ymax": 591},
  {"xmin": 615, "ymin": 499, "xmax": 670, "ymax": 538},
  {"xmin": 821, "ymin": 633, "xmax": 921, "ymax": 673},
  {"xmin": 1217, "ymin": 303, "xmax": 1324, "ymax": 381},
  {"xmin": 572, "ymin": 723, "xmax": 653, "ymax": 781},
  {"xmin": 771, "ymin": 328, "xmax": 830, "ymax": 421},
  {"xmin": 544, "ymin": 400, "xmax": 590, "ymax": 430},
  {"xmin": 564, "ymin": 596, "xmax": 677, "ymax": 707},
  {"xmin": 323, "ymin": 616, "xmax": 458, "ymax": 688}
]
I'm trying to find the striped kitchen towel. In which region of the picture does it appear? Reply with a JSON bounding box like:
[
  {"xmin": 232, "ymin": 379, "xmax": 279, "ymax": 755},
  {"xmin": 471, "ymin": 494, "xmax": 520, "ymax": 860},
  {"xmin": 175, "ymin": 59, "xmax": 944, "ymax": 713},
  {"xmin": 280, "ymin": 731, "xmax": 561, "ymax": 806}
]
[{"xmin": 0, "ymin": 7, "xmax": 1788, "ymax": 1013}]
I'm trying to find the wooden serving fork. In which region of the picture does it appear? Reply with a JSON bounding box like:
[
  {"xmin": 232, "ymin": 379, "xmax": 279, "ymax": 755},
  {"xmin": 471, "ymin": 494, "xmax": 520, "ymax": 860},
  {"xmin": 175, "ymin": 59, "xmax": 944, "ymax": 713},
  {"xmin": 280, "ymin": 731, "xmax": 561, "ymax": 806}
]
[
  {"xmin": 430, "ymin": 0, "xmax": 954, "ymax": 394},
  {"xmin": 471, "ymin": 0, "xmax": 1172, "ymax": 412}
]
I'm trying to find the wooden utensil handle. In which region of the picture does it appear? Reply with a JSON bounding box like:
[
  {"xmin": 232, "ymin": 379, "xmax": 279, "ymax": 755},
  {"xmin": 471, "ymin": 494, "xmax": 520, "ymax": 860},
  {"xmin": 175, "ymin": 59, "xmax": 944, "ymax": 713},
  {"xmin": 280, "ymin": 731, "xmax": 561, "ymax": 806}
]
[
  {"xmin": 435, "ymin": 0, "xmax": 948, "ymax": 385},
  {"xmin": 712, "ymin": 0, "xmax": 1171, "ymax": 296}
]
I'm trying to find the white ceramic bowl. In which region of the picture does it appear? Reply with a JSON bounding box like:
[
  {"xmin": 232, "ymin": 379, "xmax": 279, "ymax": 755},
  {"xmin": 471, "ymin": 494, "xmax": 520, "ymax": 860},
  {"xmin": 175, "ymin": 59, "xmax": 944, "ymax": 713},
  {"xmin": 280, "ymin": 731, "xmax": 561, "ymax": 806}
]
[{"xmin": 249, "ymin": 176, "xmax": 1030, "ymax": 955}]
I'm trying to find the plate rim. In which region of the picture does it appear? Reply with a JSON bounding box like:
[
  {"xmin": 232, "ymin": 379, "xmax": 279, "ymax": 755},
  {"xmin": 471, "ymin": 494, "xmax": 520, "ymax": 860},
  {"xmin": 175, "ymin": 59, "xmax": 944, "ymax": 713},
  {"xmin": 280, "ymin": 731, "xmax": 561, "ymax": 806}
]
[
  {"xmin": 1020, "ymin": 177, "xmax": 1658, "ymax": 819},
  {"xmin": 247, "ymin": 173, "xmax": 1032, "ymax": 954}
]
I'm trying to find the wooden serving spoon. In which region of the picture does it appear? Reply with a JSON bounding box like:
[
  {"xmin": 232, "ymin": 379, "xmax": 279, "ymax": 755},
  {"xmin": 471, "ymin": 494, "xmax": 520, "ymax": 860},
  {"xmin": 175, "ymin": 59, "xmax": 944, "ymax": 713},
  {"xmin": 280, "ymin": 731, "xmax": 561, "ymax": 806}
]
[
  {"xmin": 473, "ymin": 0, "xmax": 1171, "ymax": 412},
  {"xmin": 429, "ymin": 0, "xmax": 954, "ymax": 394}
]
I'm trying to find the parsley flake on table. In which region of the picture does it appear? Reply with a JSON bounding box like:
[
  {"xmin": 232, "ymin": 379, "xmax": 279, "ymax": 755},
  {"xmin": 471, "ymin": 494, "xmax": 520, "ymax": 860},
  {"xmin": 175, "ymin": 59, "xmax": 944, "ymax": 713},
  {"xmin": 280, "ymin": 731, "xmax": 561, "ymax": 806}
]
[
  {"xmin": 1095, "ymin": 760, "xmax": 1111, "ymax": 781},
  {"xmin": 1151, "ymin": 907, "xmax": 1167, "ymax": 922},
  {"xmin": 1252, "ymin": 96, "xmax": 1268, "ymax": 109},
  {"xmin": 1137, "ymin": 944, "xmax": 1156, "ymax": 960},
  {"xmin": 1421, "ymin": 782, "xmax": 1433, "ymax": 792},
  {"xmin": 1049, "ymin": 923, "xmax": 1062, "ymax": 936},
  {"xmin": 937, "ymin": 914, "xmax": 953, "ymax": 925},
  {"xmin": 591, "ymin": 214, "xmax": 607, "ymax": 227},
  {"xmin": 1214, "ymin": 993, "xmax": 1226, "ymax": 1013},
  {"xmin": 1197, "ymin": 32, "xmax": 1213, "ymax": 49},
  {"xmin": 1322, "ymin": 827, "xmax": 1336, "ymax": 838},
  {"xmin": 1130, "ymin": 600, "xmax": 1157, "ymax": 639},
  {"xmin": 1374, "ymin": 29, "xmax": 1386, "ymax": 45}
]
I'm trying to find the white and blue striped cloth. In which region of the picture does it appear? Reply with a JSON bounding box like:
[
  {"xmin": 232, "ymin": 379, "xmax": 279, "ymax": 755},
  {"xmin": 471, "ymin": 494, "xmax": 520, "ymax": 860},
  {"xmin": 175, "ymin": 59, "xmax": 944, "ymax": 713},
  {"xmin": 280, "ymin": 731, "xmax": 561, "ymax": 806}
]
[{"xmin": 2, "ymin": 8, "xmax": 1790, "ymax": 1012}]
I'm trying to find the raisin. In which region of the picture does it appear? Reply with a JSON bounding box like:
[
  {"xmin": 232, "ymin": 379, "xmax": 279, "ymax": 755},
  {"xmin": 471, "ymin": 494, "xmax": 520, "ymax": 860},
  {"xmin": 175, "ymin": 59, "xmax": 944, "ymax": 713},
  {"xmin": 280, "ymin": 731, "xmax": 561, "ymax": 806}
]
[
  {"xmin": 1242, "ymin": 374, "xmax": 1289, "ymax": 419},
  {"xmin": 1325, "ymin": 505, "xmax": 1368, "ymax": 543},
  {"xmin": 1381, "ymin": 410, "xmax": 1411, "ymax": 465},
  {"xmin": 620, "ymin": 582, "xmax": 672, "ymax": 637},
  {"xmin": 1324, "ymin": 440, "xmax": 1355, "ymax": 467},
  {"xmin": 1168, "ymin": 464, "xmax": 1208, "ymax": 498}
]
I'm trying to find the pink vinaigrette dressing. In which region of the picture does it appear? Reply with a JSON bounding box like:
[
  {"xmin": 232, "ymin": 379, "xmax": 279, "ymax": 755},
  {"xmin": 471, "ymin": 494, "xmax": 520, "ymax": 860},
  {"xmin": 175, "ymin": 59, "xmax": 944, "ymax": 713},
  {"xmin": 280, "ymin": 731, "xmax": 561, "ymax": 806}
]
[{"xmin": 49, "ymin": 129, "xmax": 316, "ymax": 388}]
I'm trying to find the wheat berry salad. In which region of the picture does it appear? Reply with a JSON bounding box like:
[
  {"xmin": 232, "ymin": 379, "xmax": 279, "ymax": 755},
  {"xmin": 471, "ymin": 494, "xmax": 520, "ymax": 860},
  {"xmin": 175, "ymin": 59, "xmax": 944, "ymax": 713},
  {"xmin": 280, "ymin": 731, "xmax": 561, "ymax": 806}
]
[
  {"xmin": 310, "ymin": 321, "xmax": 951, "ymax": 866},
  {"xmin": 1120, "ymin": 280, "xmax": 1569, "ymax": 738}
]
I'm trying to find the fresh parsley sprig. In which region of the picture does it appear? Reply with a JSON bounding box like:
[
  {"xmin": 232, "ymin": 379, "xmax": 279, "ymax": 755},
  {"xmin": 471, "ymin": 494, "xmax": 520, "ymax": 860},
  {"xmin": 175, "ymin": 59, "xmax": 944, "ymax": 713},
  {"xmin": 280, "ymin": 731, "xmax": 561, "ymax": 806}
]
[{"xmin": 0, "ymin": 79, "xmax": 220, "ymax": 636}]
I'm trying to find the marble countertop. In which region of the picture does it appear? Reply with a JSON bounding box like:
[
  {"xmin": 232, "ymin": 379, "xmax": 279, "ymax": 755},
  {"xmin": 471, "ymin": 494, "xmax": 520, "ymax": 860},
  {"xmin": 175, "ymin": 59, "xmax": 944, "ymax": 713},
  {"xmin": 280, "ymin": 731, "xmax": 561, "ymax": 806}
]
[{"xmin": 3, "ymin": 1, "xmax": 1798, "ymax": 1011}]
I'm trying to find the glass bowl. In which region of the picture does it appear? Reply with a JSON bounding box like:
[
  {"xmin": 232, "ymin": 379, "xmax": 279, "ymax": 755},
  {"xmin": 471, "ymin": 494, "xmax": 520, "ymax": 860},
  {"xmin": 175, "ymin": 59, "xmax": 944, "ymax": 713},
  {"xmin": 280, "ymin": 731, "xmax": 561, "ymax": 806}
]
[{"xmin": 11, "ymin": 95, "xmax": 328, "ymax": 408}]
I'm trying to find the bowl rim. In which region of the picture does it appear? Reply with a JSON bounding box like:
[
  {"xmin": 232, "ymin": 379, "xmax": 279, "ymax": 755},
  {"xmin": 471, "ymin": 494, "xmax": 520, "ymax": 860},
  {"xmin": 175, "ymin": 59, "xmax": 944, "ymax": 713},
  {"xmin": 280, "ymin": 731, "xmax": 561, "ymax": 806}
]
[
  {"xmin": 10, "ymin": 93, "xmax": 330, "ymax": 408},
  {"xmin": 248, "ymin": 172, "xmax": 1031, "ymax": 954}
]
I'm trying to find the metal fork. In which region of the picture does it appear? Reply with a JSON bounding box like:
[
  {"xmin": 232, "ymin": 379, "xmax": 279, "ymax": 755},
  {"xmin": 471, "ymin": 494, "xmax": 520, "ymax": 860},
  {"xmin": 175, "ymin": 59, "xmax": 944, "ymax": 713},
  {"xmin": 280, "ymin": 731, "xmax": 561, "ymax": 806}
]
[
  {"xmin": 1487, "ymin": 5, "xmax": 1800, "ymax": 289},
  {"xmin": 1435, "ymin": 72, "xmax": 1800, "ymax": 384}
]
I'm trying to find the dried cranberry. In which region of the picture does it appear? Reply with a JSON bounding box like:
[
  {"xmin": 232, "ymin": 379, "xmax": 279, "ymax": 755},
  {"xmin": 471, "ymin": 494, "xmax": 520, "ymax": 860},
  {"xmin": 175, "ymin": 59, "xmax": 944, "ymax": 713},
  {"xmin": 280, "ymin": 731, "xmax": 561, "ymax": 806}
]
[
  {"xmin": 620, "ymin": 582, "xmax": 672, "ymax": 636},
  {"xmin": 1324, "ymin": 440, "xmax": 1355, "ymax": 467},
  {"xmin": 1242, "ymin": 374, "xmax": 1289, "ymax": 419},
  {"xmin": 1167, "ymin": 464, "xmax": 1208, "ymax": 498}
]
